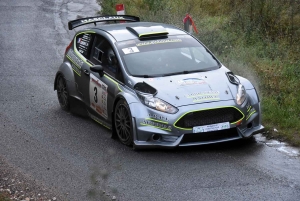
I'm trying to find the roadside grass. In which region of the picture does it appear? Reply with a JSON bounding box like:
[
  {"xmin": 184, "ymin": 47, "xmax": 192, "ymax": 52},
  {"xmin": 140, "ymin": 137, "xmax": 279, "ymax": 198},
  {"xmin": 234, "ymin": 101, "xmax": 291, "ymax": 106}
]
[
  {"xmin": 98, "ymin": 1, "xmax": 300, "ymax": 147},
  {"xmin": 200, "ymin": 18, "xmax": 300, "ymax": 146},
  {"xmin": 186, "ymin": 13, "xmax": 300, "ymax": 147}
]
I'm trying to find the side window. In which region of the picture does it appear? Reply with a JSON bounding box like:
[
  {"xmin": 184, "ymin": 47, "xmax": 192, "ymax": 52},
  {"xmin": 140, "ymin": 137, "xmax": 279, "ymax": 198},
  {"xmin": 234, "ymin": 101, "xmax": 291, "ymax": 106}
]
[
  {"xmin": 75, "ymin": 33, "xmax": 93, "ymax": 58},
  {"xmin": 90, "ymin": 36, "xmax": 106, "ymax": 64},
  {"xmin": 90, "ymin": 35, "xmax": 124, "ymax": 83}
]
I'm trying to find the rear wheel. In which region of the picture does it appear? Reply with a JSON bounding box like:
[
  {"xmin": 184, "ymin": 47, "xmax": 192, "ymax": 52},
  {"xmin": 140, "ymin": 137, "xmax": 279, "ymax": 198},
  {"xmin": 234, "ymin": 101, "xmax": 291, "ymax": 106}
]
[
  {"xmin": 56, "ymin": 75, "xmax": 70, "ymax": 111},
  {"xmin": 114, "ymin": 99, "xmax": 133, "ymax": 146}
]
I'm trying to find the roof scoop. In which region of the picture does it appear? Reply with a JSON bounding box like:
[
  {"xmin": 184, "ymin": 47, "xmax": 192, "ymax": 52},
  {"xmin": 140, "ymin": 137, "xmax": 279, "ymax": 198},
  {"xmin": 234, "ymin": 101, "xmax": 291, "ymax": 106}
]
[{"xmin": 127, "ymin": 26, "xmax": 168, "ymax": 39}]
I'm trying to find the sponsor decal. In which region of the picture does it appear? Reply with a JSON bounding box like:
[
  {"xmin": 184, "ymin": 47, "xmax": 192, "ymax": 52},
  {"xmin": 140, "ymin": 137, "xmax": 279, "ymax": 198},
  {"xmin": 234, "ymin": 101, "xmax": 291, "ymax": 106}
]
[
  {"xmin": 185, "ymin": 91, "xmax": 219, "ymax": 98},
  {"xmin": 77, "ymin": 33, "xmax": 91, "ymax": 56},
  {"xmin": 246, "ymin": 103, "xmax": 251, "ymax": 112},
  {"xmin": 122, "ymin": 46, "xmax": 140, "ymax": 54},
  {"xmin": 178, "ymin": 78, "xmax": 206, "ymax": 86},
  {"xmin": 71, "ymin": 63, "xmax": 81, "ymax": 76},
  {"xmin": 246, "ymin": 107, "xmax": 256, "ymax": 120},
  {"xmin": 185, "ymin": 91, "xmax": 220, "ymax": 102},
  {"xmin": 66, "ymin": 49, "xmax": 84, "ymax": 69},
  {"xmin": 89, "ymin": 74, "xmax": 108, "ymax": 119},
  {"xmin": 81, "ymin": 16, "xmax": 125, "ymax": 23},
  {"xmin": 136, "ymin": 39, "xmax": 182, "ymax": 47},
  {"xmin": 80, "ymin": 40, "xmax": 88, "ymax": 46},
  {"xmin": 88, "ymin": 112, "xmax": 111, "ymax": 130},
  {"xmin": 193, "ymin": 122, "xmax": 230, "ymax": 133},
  {"xmin": 192, "ymin": 95, "xmax": 220, "ymax": 102},
  {"xmin": 148, "ymin": 113, "xmax": 168, "ymax": 122},
  {"xmin": 141, "ymin": 120, "xmax": 172, "ymax": 131}
]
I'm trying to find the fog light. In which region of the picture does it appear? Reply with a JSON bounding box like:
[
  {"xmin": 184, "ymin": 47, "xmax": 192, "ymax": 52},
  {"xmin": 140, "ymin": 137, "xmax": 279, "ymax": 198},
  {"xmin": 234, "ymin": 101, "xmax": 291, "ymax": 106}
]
[
  {"xmin": 161, "ymin": 135, "xmax": 179, "ymax": 142},
  {"xmin": 247, "ymin": 122, "xmax": 253, "ymax": 129}
]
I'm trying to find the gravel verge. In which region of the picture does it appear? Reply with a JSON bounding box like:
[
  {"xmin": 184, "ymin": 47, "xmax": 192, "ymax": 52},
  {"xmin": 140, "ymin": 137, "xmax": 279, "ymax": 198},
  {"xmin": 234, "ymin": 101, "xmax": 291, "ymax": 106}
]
[{"xmin": 0, "ymin": 156, "xmax": 65, "ymax": 201}]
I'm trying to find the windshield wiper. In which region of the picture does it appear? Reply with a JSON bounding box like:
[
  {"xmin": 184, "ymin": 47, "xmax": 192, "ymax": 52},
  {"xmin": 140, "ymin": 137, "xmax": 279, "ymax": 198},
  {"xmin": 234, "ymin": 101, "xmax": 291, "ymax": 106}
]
[
  {"xmin": 133, "ymin": 74, "xmax": 156, "ymax": 78},
  {"xmin": 162, "ymin": 70, "xmax": 207, "ymax": 77}
]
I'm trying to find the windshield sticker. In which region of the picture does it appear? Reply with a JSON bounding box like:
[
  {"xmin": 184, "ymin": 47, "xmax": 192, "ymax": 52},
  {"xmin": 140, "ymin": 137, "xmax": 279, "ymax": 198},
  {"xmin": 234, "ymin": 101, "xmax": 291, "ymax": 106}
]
[
  {"xmin": 178, "ymin": 78, "xmax": 206, "ymax": 86},
  {"xmin": 77, "ymin": 33, "xmax": 91, "ymax": 56},
  {"xmin": 176, "ymin": 35, "xmax": 191, "ymax": 38},
  {"xmin": 118, "ymin": 40, "xmax": 136, "ymax": 46},
  {"xmin": 136, "ymin": 39, "xmax": 182, "ymax": 47},
  {"xmin": 122, "ymin": 46, "xmax": 140, "ymax": 54},
  {"xmin": 89, "ymin": 74, "xmax": 108, "ymax": 119}
]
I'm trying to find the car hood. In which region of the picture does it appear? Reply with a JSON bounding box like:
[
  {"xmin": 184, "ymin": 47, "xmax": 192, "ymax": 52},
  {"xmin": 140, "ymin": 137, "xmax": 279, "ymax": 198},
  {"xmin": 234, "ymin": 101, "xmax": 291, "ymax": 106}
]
[{"xmin": 134, "ymin": 69, "xmax": 236, "ymax": 107}]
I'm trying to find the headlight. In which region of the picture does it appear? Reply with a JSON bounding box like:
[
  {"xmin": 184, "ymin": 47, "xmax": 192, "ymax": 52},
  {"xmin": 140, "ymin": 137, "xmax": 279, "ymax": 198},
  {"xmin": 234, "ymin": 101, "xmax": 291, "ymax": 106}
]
[
  {"xmin": 137, "ymin": 93, "xmax": 178, "ymax": 114},
  {"xmin": 236, "ymin": 84, "xmax": 246, "ymax": 105}
]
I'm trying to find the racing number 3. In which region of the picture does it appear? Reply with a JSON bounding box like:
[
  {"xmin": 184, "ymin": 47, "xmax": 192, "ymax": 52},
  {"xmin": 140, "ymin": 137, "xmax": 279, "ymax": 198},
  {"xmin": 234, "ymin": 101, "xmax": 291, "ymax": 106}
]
[
  {"xmin": 94, "ymin": 87, "xmax": 98, "ymax": 103},
  {"xmin": 89, "ymin": 74, "xmax": 108, "ymax": 119}
]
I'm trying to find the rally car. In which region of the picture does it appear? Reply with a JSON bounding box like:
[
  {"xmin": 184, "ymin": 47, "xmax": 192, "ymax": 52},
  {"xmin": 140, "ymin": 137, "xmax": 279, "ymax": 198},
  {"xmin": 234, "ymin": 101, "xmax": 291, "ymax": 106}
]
[{"xmin": 54, "ymin": 15, "xmax": 264, "ymax": 149}]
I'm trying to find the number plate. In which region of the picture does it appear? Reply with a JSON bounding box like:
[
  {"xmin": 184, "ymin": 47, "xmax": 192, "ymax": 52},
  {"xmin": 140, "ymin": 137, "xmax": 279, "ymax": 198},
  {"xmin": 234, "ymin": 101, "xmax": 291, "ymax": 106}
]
[{"xmin": 193, "ymin": 122, "xmax": 230, "ymax": 133}]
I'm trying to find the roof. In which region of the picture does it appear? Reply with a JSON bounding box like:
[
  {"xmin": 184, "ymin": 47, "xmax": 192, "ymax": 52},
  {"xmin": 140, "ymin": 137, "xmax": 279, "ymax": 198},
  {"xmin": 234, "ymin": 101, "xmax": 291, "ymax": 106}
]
[{"xmin": 91, "ymin": 22, "xmax": 187, "ymax": 41}]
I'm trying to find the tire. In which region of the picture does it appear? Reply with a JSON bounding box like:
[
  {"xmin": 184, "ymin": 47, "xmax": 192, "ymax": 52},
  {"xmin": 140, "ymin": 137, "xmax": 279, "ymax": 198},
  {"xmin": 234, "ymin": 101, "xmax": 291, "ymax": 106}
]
[
  {"xmin": 56, "ymin": 74, "xmax": 70, "ymax": 111},
  {"xmin": 114, "ymin": 99, "xmax": 133, "ymax": 146}
]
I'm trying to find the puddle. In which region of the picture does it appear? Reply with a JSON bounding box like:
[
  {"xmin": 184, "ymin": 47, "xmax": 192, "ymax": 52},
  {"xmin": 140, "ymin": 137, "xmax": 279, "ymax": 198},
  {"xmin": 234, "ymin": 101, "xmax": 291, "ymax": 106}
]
[{"xmin": 255, "ymin": 134, "xmax": 300, "ymax": 157}]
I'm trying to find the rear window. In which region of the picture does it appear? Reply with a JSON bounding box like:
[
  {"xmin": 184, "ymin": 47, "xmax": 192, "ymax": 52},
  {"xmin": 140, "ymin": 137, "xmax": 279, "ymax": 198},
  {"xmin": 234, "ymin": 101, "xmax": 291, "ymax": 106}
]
[
  {"xmin": 116, "ymin": 35, "xmax": 220, "ymax": 77},
  {"xmin": 75, "ymin": 33, "xmax": 93, "ymax": 58}
]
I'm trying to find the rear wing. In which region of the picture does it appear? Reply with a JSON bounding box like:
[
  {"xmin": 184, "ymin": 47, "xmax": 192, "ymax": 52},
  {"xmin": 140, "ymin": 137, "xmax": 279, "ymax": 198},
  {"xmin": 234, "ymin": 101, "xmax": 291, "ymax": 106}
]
[{"xmin": 68, "ymin": 15, "xmax": 140, "ymax": 30}]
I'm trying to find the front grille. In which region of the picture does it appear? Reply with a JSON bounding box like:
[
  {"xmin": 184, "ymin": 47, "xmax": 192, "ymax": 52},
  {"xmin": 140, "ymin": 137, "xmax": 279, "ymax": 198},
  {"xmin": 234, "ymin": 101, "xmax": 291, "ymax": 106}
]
[
  {"xmin": 180, "ymin": 128, "xmax": 240, "ymax": 144},
  {"xmin": 175, "ymin": 107, "xmax": 243, "ymax": 128}
]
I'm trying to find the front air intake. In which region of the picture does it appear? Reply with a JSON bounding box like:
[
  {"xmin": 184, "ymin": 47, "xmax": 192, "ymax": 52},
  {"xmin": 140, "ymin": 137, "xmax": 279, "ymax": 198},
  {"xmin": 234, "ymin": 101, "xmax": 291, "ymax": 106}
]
[{"xmin": 175, "ymin": 107, "xmax": 244, "ymax": 129}]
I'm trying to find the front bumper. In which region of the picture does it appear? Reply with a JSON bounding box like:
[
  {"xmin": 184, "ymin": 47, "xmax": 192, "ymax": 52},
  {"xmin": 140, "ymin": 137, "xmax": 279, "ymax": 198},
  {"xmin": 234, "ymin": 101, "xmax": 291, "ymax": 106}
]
[{"xmin": 130, "ymin": 99, "xmax": 264, "ymax": 149}]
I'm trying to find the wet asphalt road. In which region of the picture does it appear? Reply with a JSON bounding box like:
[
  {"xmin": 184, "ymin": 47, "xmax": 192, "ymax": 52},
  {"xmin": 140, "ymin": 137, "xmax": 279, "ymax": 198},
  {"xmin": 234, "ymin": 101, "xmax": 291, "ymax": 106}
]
[{"xmin": 1, "ymin": 0, "xmax": 300, "ymax": 200}]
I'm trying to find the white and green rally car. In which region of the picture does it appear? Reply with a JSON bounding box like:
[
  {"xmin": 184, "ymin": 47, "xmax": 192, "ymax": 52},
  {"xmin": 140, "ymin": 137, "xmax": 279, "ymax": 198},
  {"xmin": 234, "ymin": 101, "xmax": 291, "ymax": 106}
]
[{"xmin": 54, "ymin": 15, "xmax": 264, "ymax": 149}]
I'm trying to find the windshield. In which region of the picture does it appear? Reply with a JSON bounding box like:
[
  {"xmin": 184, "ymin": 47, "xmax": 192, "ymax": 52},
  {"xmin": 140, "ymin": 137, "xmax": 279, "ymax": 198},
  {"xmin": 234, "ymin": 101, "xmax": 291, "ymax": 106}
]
[{"xmin": 116, "ymin": 35, "xmax": 220, "ymax": 77}]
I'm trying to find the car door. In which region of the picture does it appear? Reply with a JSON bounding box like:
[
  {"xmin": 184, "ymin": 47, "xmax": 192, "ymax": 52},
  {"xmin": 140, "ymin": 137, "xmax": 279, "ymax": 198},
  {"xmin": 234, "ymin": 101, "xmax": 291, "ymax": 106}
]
[
  {"xmin": 82, "ymin": 34, "xmax": 124, "ymax": 127},
  {"xmin": 72, "ymin": 32, "xmax": 94, "ymax": 103}
]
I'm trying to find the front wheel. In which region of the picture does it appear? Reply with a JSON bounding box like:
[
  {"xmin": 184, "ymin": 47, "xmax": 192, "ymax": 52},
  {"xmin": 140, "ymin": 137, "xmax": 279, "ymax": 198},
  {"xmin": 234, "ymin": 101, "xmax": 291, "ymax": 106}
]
[
  {"xmin": 56, "ymin": 74, "xmax": 70, "ymax": 111},
  {"xmin": 114, "ymin": 99, "xmax": 133, "ymax": 146}
]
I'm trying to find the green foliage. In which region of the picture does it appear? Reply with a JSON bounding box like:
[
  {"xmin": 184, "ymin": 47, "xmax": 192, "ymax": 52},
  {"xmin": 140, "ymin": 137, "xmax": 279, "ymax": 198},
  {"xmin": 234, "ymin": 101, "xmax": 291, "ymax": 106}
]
[
  {"xmin": 96, "ymin": 0, "xmax": 118, "ymax": 15},
  {"xmin": 98, "ymin": 0, "xmax": 300, "ymax": 146}
]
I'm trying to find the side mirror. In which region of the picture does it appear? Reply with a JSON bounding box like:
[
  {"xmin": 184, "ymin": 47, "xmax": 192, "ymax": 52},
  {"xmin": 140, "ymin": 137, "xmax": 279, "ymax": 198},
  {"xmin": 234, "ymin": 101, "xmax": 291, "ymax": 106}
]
[{"xmin": 90, "ymin": 65, "xmax": 104, "ymax": 77}]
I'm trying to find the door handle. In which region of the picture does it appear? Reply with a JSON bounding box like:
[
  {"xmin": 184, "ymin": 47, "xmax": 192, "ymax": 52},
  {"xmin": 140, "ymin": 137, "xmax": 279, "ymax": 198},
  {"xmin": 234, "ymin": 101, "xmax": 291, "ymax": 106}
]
[{"xmin": 83, "ymin": 69, "xmax": 90, "ymax": 75}]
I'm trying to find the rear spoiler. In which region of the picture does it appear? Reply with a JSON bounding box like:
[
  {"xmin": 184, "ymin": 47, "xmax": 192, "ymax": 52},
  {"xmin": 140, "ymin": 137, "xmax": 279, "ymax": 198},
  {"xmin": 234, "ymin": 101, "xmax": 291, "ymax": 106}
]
[{"xmin": 68, "ymin": 15, "xmax": 140, "ymax": 30}]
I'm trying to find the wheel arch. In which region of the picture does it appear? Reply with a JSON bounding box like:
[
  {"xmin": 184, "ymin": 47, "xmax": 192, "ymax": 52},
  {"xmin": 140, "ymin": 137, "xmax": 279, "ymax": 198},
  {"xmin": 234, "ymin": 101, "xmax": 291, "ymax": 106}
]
[
  {"xmin": 110, "ymin": 92, "xmax": 139, "ymax": 139},
  {"xmin": 54, "ymin": 62, "xmax": 79, "ymax": 98}
]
